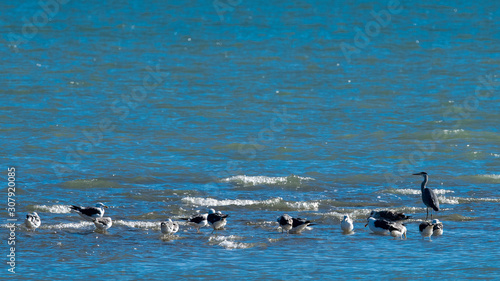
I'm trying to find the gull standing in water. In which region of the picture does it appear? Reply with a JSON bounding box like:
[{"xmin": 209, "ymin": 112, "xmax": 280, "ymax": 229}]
[
  {"xmin": 161, "ymin": 219, "xmax": 179, "ymax": 236},
  {"xmin": 413, "ymin": 172, "xmax": 440, "ymax": 220},
  {"xmin": 277, "ymin": 214, "xmax": 293, "ymax": 234},
  {"xmin": 432, "ymin": 219, "xmax": 444, "ymax": 236},
  {"xmin": 419, "ymin": 221, "xmax": 434, "ymax": 240},
  {"xmin": 207, "ymin": 209, "xmax": 228, "ymax": 234},
  {"xmin": 25, "ymin": 212, "xmax": 41, "ymax": 231},
  {"xmin": 289, "ymin": 217, "xmax": 313, "ymax": 234},
  {"xmin": 390, "ymin": 224, "xmax": 407, "ymax": 240},
  {"xmin": 365, "ymin": 217, "xmax": 405, "ymax": 239},
  {"xmin": 93, "ymin": 217, "xmax": 113, "ymax": 232},
  {"xmin": 341, "ymin": 215, "xmax": 354, "ymax": 233},
  {"xmin": 181, "ymin": 213, "xmax": 208, "ymax": 233},
  {"xmin": 70, "ymin": 202, "xmax": 108, "ymax": 221}
]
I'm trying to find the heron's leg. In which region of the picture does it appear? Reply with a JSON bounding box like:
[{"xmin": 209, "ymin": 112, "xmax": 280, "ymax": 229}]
[{"xmin": 426, "ymin": 208, "xmax": 429, "ymax": 220}]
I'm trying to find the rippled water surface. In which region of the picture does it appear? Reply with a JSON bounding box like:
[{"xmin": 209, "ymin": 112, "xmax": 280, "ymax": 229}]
[{"xmin": 1, "ymin": 0, "xmax": 500, "ymax": 279}]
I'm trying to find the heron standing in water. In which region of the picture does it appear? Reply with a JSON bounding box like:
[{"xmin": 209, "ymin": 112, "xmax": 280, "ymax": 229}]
[{"xmin": 413, "ymin": 172, "xmax": 440, "ymax": 220}]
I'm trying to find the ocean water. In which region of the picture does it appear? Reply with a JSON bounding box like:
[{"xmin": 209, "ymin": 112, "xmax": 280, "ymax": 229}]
[{"xmin": 2, "ymin": 0, "xmax": 500, "ymax": 279}]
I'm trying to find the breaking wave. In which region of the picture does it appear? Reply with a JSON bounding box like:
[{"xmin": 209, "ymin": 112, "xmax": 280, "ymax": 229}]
[
  {"xmin": 221, "ymin": 175, "xmax": 314, "ymax": 186},
  {"xmin": 31, "ymin": 205, "xmax": 72, "ymax": 214},
  {"xmin": 181, "ymin": 197, "xmax": 319, "ymax": 211}
]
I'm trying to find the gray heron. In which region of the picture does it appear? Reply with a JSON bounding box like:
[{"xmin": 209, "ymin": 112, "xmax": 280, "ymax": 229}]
[{"xmin": 413, "ymin": 172, "xmax": 440, "ymax": 220}]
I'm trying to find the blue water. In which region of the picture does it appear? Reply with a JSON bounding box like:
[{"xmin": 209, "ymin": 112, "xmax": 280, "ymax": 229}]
[{"xmin": 2, "ymin": 0, "xmax": 500, "ymax": 279}]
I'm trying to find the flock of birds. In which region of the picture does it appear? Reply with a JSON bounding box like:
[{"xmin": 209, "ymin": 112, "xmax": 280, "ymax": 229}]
[{"xmin": 24, "ymin": 172, "xmax": 445, "ymax": 240}]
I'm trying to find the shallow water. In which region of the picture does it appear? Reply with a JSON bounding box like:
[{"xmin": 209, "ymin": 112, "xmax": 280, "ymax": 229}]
[{"xmin": 1, "ymin": 0, "xmax": 500, "ymax": 279}]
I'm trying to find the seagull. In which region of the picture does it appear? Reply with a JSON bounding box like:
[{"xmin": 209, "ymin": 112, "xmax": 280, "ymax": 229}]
[
  {"xmin": 207, "ymin": 209, "xmax": 228, "ymax": 234},
  {"xmin": 365, "ymin": 217, "xmax": 406, "ymax": 239},
  {"xmin": 160, "ymin": 219, "xmax": 179, "ymax": 235},
  {"xmin": 277, "ymin": 214, "xmax": 293, "ymax": 234},
  {"xmin": 432, "ymin": 219, "xmax": 444, "ymax": 236},
  {"xmin": 70, "ymin": 202, "xmax": 108, "ymax": 221},
  {"xmin": 340, "ymin": 215, "xmax": 354, "ymax": 233},
  {"xmin": 390, "ymin": 224, "xmax": 407, "ymax": 240},
  {"xmin": 93, "ymin": 217, "xmax": 112, "ymax": 231},
  {"xmin": 365, "ymin": 217, "xmax": 392, "ymax": 235},
  {"xmin": 419, "ymin": 221, "xmax": 434, "ymax": 240},
  {"xmin": 370, "ymin": 210, "xmax": 411, "ymax": 221},
  {"xmin": 25, "ymin": 212, "xmax": 41, "ymax": 231},
  {"xmin": 181, "ymin": 213, "xmax": 208, "ymax": 233},
  {"xmin": 413, "ymin": 172, "xmax": 440, "ymax": 220},
  {"xmin": 289, "ymin": 217, "xmax": 312, "ymax": 234}
]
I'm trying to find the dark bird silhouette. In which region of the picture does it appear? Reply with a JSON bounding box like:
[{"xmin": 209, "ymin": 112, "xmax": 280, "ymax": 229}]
[{"xmin": 413, "ymin": 172, "xmax": 440, "ymax": 220}]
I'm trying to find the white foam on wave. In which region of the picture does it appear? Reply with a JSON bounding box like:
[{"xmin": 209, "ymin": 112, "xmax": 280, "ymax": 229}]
[
  {"xmin": 208, "ymin": 235, "xmax": 253, "ymax": 250},
  {"xmin": 181, "ymin": 197, "xmax": 319, "ymax": 211},
  {"xmin": 43, "ymin": 221, "xmax": 93, "ymax": 230},
  {"xmin": 443, "ymin": 129, "xmax": 464, "ymax": 134},
  {"xmin": 33, "ymin": 205, "xmax": 72, "ymax": 214},
  {"xmin": 114, "ymin": 220, "xmax": 160, "ymax": 230},
  {"xmin": 440, "ymin": 196, "xmax": 500, "ymax": 204},
  {"xmin": 438, "ymin": 196, "xmax": 459, "ymax": 205},
  {"xmin": 221, "ymin": 175, "xmax": 315, "ymax": 186},
  {"xmin": 482, "ymin": 174, "xmax": 500, "ymax": 179},
  {"xmin": 386, "ymin": 188, "xmax": 454, "ymax": 195}
]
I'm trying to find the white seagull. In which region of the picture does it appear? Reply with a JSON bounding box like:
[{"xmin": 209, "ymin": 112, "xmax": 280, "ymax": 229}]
[
  {"xmin": 161, "ymin": 219, "xmax": 179, "ymax": 235},
  {"xmin": 289, "ymin": 217, "xmax": 312, "ymax": 234},
  {"xmin": 70, "ymin": 202, "xmax": 108, "ymax": 221},
  {"xmin": 207, "ymin": 209, "xmax": 228, "ymax": 234},
  {"xmin": 432, "ymin": 219, "xmax": 444, "ymax": 236},
  {"xmin": 25, "ymin": 212, "xmax": 41, "ymax": 231},
  {"xmin": 419, "ymin": 221, "xmax": 434, "ymax": 240},
  {"xmin": 93, "ymin": 217, "xmax": 113, "ymax": 231},
  {"xmin": 341, "ymin": 215, "xmax": 354, "ymax": 233},
  {"xmin": 181, "ymin": 213, "xmax": 208, "ymax": 233},
  {"xmin": 277, "ymin": 214, "xmax": 293, "ymax": 234}
]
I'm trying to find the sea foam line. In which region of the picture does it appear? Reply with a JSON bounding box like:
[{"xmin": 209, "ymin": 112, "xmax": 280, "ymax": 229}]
[
  {"xmin": 32, "ymin": 205, "xmax": 72, "ymax": 213},
  {"xmin": 221, "ymin": 175, "xmax": 315, "ymax": 185},
  {"xmin": 181, "ymin": 197, "xmax": 319, "ymax": 210}
]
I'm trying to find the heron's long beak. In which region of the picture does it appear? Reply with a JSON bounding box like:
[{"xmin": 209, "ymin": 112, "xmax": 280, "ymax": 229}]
[{"xmin": 412, "ymin": 173, "xmax": 420, "ymax": 175}]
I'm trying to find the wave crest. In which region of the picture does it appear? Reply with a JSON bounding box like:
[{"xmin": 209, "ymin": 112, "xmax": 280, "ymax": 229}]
[
  {"xmin": 221, "ymin": 175, "xmax": 314, "ymax": 186},
  {"xmin": 181, "ymin": 197, "xmax": 319, "ymax": 211}
]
